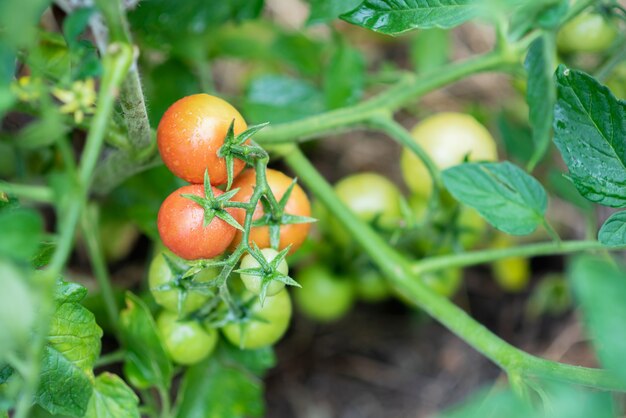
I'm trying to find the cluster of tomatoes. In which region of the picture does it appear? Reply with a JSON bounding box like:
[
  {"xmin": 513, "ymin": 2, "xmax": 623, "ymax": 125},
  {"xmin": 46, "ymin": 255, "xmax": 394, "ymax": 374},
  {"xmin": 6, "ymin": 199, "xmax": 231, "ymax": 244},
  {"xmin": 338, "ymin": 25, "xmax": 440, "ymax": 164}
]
[
  {"xmin": 149, "ymin": 94, "xmax": 311, "ymax": 364},
  {"xmin": 292, "ymin": 112, "xmax": 532, "ymax": 323}
]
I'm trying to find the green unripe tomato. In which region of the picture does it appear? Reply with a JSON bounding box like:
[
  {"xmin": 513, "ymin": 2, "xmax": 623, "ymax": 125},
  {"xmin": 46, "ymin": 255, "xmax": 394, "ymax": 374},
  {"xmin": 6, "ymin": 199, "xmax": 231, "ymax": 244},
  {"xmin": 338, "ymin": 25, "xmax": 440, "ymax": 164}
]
[
  {"xmin": 222, "ymin": 289, "xmax": 292, "ymax": 349},
  {"xmin": 490, "ymin": 233, "xmax": 530, "ymax": 292},
  {"xmin": 294, "ymin": 265, "xmax": 355, "ymax": 322},
  {"xmin": 401, "ymin": 113, "xmax": 497, "ymax": 198},
  {"xmin": 606, "ymin": 63, "xmax": 626, "ymax": 100},
  {"xmin": 239, "ymin": 248, "xmax": 288, "ymax": 296},
  {"xmin": 148, "ymin": 251, "xmax": 219, "ymax": 315},
  {"xmin": 156, "ymin": 311, "xmax": 218, "ymax": 365},
  {"xmin": 329, "ymin": 172, "xmax": 403, "ymax": 245},
  {"xmin": 99, "ymin": 217, "xmax": 140, "ymax": 263},
  {"xmin": 557, "ymin": 12, "xmax": 618, "ymax": 54},
  {"xmin": 354, "ymin": 269, "xmax": 391, "ymax": 303}
]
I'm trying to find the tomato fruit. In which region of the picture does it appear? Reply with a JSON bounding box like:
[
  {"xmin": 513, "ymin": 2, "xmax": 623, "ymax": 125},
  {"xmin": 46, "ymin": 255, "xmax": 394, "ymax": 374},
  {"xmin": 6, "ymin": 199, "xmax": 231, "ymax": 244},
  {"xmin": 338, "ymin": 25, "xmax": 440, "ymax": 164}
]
[
  {"xmin": 557, "ymin": 12, "xmax": 617, "ymax": 54},
  {"xmin": 157, "ymin": 94, "xmax": 247, "ymax": 185},
  {"xmin": 230, "ymin": 169, "xmax": 311, "ymax": 253},
  {"xmin": 354, "ymin": 269, "xmax": 390, "ymax": 302},
  {"xmin": 607, "ymin": 63, "xmax": 626, "ymax": 100},
  {"xmin": 334, "ymin": 172, "xmax": 402, "ymax": 227},
  {"xmin": 149, "ymin": 251, "xmax": 219, "ymax": 314},
  {"xmin": 157, "ymin": 184, "xmax": 237, "ymax": 260},
  {"xmin": 156, "ymin": 311, "xmax": 218, "ymax": 365},
  {"xmin": 222, "ymin": 289, "xmax": 292, "ymax": 349},
  {"xmin": 99, "ymin": 217, "xmax": 139, "ymax": 263},
  {"xmin": 294, "ymin": 264, "xmax": 354, "ymax": 322},
  {"xmin": 490, "ymin": 233, "xmax": 530, "ymax": 292},
  {"xmin": 401, "ymin": 113, "xmax": 497, "ymax": 198},
  {"xmin": 239, "ymin": 248, "xmax": 288, "ymax": 296}
]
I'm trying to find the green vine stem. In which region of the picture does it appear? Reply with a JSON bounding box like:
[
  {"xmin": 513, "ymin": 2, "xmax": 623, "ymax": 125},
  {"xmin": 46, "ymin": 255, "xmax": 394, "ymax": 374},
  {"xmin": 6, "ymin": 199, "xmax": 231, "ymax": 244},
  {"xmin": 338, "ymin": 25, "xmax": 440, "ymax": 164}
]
[
  {"xmin": 12, "ymin": 43, "xmax": 133, "ymax": 418},
  {"xmin": 413, "ymin": 240, "xmax": 612, "ymax": 275},
  {"xmin": 283, "ymin": 146, "xmax": 626, "ymax": 392},
  {"xmin": 255, "ymin": 51, "xmax": 517, "ymax": 144},
  {"xmin": 0, "ymin": 182, "xmax": 53, "ymax": 203}
]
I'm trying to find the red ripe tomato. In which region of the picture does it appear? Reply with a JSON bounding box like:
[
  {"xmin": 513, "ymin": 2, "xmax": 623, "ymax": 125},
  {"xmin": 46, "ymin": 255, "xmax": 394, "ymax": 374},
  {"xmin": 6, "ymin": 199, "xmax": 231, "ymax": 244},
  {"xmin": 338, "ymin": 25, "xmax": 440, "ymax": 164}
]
[
  {"xmin": 229, "ymin": 169, "xmax": 311, "ymax": 253},
  {"xmin": 157, "ymin": 184, "xmax": 237, "ymax": 260},
  {"xmin": 157, "ymin": 94, "xmax": 247, "ymax": 185}
]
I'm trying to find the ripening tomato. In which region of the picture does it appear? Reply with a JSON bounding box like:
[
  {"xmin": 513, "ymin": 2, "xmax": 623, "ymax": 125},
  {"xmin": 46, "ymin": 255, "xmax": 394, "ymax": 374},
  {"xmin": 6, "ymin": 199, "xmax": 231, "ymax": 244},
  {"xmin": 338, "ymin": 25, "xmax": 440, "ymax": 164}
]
[
  {"xmin": 294, "ymin": 264, "xmax": 355, "ymax": 322},
  {"xmin": 221, "ymin": 289, "xmax": 292, "ymax": 349},
  {"xmin": 157, "ymin": 184, "xmax": 237, "ymax": 260},
  {"xmin": 157, "ymin": 311, "xmax": 218, "ymax": 365},
  {"xmin": 401, "ymin": 113, "xmax": 497, "ymax": 198},
  {"xmin": 157, "ymin": 94, "xmax": 247, "ymax": 185},
  {"xmin": 148, "ymin": 251, "xmax": 219, "ymax": 314},
  {"xmin": 230, "ymin": 169, "xmax": 311, "ymax": 253},
  {"xmin": 557, "ymin": 12, "xmax": 618, "ymax": 54}
]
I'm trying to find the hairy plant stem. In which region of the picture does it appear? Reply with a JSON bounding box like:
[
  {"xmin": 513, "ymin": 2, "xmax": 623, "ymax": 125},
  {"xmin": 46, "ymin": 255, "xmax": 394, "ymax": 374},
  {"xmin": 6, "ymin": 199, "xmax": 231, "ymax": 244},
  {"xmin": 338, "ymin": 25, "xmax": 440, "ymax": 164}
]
[
  {"xmin": 284, "ymin": 146, "xmax": 626, "ymax": 392},
  {"xmin": 12, "ymin": 44, "xmax": 133, "ymax": 418}
]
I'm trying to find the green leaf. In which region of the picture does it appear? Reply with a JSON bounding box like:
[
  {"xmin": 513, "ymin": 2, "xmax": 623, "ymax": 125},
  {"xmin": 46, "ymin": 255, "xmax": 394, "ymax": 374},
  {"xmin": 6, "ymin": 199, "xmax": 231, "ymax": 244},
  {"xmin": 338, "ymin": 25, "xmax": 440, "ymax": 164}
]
[
  {"xmin": 323, "ymin": 41, "xmax": 365, "ymax": 109},
  {"xmin": 496, "ymin": 111, "xmax": 534, "ymax": 166},
  {"xmin": 0, "ymin": 208, "xmax": 43, "ymax": 260},
  {"xmin": 0, "ymin": 43, "xmax": 15, "ymax": 119},
  {"xmin": 175, "ymin": 342, "xmax": 275, "ymax": 418},
  {"xmin": 341, "ymin": 0, "xmax": 479, "ymax": 35},
  {"xmin": 442, "ymin": 162, "xmax": 547, "ymax": 235},
  {"xmin": 119, "ymin": 292, "xmax": 173, "ymax": 389},
  {"xmin": 32, "ymin": 241, "xmax": 57, "ymax": 269},
  {"xmin": 410, "ymin": 29, "xmax": 450, "ymax": 73},
  {"xmin": 509, "ymin": 0, "xmax": 567, "ymax": 40},
  {"xmin": 0, "ymin": 262, "xmax": 36, "ymax": 358},
  {"xmin": 570, "ymin": 256, "xmax": 626, "ymax": 386},
  {"xmin": 440, "ymin": 386, "xmax": 534, "ymax": 418},
  {"xmin": 525, "ymin": 35, "xmax": 555, "ymax": 169},
  {"xmin": 272, "ymin": 33, "xmax": 325, "ymax": 77},
  {"xmin": 553, "ymin": 66, "xmax": 626, "ymax": 208},
  {"xmin": 244, "ymin": 75, "xmax": 325, "ymax": 124},
  {"xmin": 0, "ymin": 0, "xmax": 51, "ymax": 49},
  {"xmin": 306, "ymin": 0, "xmax": 362, "ymax": 25},
  {"xmin": 85, "ymin": 373, "xmax": 140, "ymax": 418},
  {"xmin": 63, "ymin": 8, "xmax": 95, "ymax": 49},
  {"xmin": 598, "ymin": 211, "xmax": 626, "ymax": 247},
  {"xmin": 36, "ymin": 280, "xmax": 103, "ymax": 416}
]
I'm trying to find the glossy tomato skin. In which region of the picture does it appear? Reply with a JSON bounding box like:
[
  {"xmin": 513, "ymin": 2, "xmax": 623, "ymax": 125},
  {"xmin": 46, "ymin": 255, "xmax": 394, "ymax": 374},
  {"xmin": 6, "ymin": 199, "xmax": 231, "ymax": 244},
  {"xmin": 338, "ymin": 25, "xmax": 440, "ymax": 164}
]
[
  {"xmin": 149, "ymin": 251, "xmax": 219, "ymax": 314},
  {"xmin": 157, "ymin": 94, "xmax": 247, "ymax": 185},
  {"xmin": 230, "ymin": 169, "xmax": 311, "ymax": 253},
  {"xmin": 222, "ymin": 289, "xmax": 292, "ymax": 349},
  {"xmin": 557, "ymin": 13, "xmax": 617, "ymax": 54},
  {"xmin": 401, "ymin": 113, "xmax": 497, "ymax": 198},
  {"xmin": 157, "ymin": 311, "xmax": 218, "ymax": 365},
  {"xmin": 157, "ymin": 184, "xmax": 237, "ymax": 260},
  {"xmin": 294, "ymin": 264, "xmax": 355, "ymax": 322}
]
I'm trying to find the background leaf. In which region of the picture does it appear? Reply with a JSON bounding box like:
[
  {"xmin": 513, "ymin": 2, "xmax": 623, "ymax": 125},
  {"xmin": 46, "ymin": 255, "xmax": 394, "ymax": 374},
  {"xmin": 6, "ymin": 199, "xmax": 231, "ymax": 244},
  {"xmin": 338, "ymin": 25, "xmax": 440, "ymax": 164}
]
[
  {"xmin": 85, "ymin": 373, "xmax": 140, "ymax": 418},
  {"xmin": 525, "ymin": 35, "xmax": 556, "ymax": 169},
  {"xmin": 570, "ymin": 256, "xmax": 626, "ymax": 386},
  {"xmin": 36, "ymin": 280, "xmax": 102, "ymax": 416},
  {"xmin": 306, "ymin": 0, "xmax": 362, "ymax": 25},
  {"xmin": 598, "ymin": 211, "xmax": 626, "ymax": 247},
  {"xmin": 341, "ymin": 0, "xmax": 479, "ymax": 35},
  {"xmin": 0, "ymin": 208, "xmax": 43, "ymax": 261},
  {"xmin": 553, "ymin": 66, "xmax": 626, "ymax": 208},
  {"xmin": 323, "ymin": 41, "xmax": 365, "ymax": 109},
  {"xmin": 119, "ymin": 292, "xmax": 173, "ymax": 390},
  {"xmin": 442, "ymin": 162, "xmax": 548, "ymax": 235},
  {"xmin": 175, "ymin": 342, "xmax": 275, "ymax": 418}
]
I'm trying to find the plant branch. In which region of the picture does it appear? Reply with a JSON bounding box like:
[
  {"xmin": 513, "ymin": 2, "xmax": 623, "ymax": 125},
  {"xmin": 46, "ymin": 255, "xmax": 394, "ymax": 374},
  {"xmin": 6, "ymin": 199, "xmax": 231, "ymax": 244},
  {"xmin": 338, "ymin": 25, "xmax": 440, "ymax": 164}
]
[
  {"xmin": 283, "ymin": 146, "xmax": 626, "ymax": 392},
  {"xmin": 255, "ymin": 51, "xmax": 516, "ymax": 144},
  {"xmin": 0, "ymin": 182, "xmax": 54, "ymax": 203}
]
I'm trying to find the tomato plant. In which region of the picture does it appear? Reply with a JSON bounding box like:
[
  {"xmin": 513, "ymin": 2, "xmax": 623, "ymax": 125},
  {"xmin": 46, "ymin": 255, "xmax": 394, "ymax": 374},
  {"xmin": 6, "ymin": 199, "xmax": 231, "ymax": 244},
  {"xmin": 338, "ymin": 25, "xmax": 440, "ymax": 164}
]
[
  {"xmin": 221, "ymin": 289, "xmax": 292, "ymax": 349},
  {"xmin": 3, "ymin": 1, "xmax": 626, "ymax": 418}
]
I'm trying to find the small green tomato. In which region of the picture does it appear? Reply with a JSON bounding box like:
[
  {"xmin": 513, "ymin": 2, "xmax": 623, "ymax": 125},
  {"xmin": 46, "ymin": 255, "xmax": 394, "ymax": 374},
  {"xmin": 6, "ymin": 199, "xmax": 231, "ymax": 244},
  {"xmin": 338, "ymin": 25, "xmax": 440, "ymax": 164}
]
[
  {"xmin": 239, "ymin": 248, "xmax": 289, "ymax": 296},
  {"xmin": 156, "ymin": 311, "xmax": 218, "ymax": 365}
]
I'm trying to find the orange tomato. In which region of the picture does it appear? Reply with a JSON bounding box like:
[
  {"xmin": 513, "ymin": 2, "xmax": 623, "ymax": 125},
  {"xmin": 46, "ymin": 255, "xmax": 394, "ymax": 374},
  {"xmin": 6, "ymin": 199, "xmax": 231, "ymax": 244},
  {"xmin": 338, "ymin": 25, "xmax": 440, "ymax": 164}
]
[
  {"xmin": 230, "ymin": 169, "xmax": 311, "ymax": 253},
  {"xmin": 157, "ymin": 94, "xmax": 247, "ymax": 185},
  {"xmin": 157, "ymin": 184, "xmax": 237, "ymax": 260}
]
